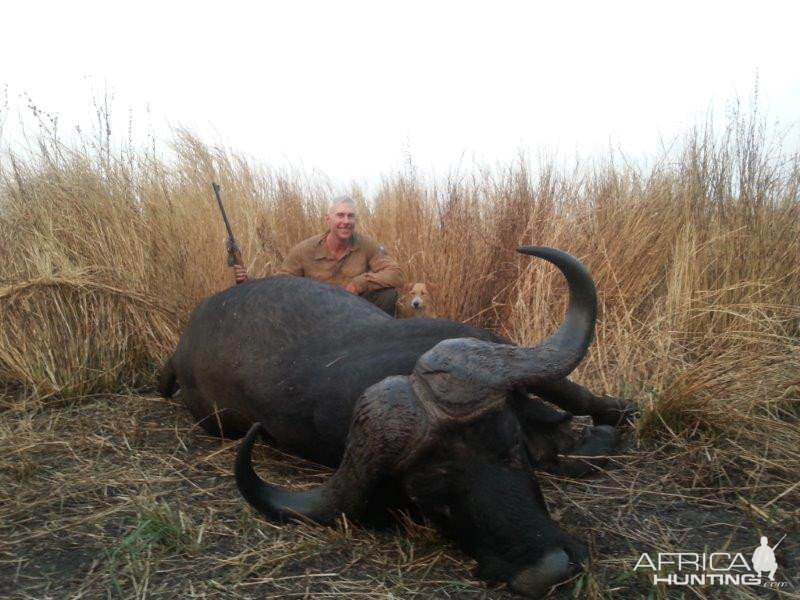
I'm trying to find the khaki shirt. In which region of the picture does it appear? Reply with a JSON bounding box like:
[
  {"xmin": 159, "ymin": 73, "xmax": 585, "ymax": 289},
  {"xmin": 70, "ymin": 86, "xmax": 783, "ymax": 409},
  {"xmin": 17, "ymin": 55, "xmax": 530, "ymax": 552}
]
[{"xmin": 276, "ymin": 232, "xmax": 404, "ymax": 293}]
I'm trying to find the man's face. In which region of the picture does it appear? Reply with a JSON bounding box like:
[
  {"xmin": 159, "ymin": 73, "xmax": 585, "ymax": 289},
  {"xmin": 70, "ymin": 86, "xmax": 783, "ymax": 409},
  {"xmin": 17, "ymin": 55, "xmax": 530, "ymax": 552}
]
[{"xmin": 325, "ymin": 202, "xmax": 357, "ymax": 242}]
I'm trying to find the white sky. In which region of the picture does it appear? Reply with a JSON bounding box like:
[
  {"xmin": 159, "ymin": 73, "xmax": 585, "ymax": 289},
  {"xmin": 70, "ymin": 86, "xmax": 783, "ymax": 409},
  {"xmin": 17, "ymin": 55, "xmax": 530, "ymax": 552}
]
[{"xmin": 1, "ymin": 0, "xmax": 798, "ymax": 186}]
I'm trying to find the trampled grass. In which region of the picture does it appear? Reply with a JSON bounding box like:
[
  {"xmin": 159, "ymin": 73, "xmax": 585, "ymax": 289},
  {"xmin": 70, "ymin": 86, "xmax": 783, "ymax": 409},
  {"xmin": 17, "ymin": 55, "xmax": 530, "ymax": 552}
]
[{"xmin": 0, "ymin": 104, "xmax": 797, "ymax": 598}]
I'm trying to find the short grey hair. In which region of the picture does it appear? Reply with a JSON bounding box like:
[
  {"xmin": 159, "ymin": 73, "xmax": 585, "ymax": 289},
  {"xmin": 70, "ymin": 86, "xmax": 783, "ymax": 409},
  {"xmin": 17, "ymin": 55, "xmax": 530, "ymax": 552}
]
[{"xmin": 327, "ymin": 195, "xmax": 357, "ymax": 215}]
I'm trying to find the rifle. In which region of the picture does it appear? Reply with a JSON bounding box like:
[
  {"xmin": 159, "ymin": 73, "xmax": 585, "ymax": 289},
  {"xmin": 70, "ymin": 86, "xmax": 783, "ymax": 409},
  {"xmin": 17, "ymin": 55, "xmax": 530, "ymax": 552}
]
[
  {"xmin": 211, "ymin": 182, "xmax": 246, "ymax": 283},
  {"xmin": 771, "ymin": 534, "xmax": 786, "ymax": 551}
]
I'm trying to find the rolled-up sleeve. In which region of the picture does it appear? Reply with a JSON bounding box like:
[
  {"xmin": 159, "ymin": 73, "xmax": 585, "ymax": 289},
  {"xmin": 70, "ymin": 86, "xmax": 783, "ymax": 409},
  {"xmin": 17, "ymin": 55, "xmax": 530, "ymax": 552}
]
[{"xmin": 350, "ymin": 242, "xmax": 404, "ymax": 293}]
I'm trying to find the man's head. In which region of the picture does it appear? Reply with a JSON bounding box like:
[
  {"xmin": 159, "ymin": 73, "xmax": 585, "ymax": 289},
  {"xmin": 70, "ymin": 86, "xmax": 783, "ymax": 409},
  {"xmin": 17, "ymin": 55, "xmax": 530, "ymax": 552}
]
[{"xmin": 325, "ymin": 195, "xmax": 357, "ymax": 243}]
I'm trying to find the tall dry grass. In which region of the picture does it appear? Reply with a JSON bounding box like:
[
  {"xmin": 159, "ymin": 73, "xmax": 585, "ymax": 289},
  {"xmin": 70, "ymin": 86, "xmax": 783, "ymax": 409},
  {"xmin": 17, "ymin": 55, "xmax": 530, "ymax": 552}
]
[{"xmin": 0, "ymin": 105, "xmax": 797, "ymax": 486}]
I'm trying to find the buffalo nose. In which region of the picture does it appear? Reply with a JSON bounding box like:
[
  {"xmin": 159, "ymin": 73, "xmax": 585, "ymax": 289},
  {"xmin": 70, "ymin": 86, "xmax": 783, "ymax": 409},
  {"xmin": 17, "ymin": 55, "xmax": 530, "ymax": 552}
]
[{"xmin": 509, "ymin": 549, "xmax": 573, "ymax": 598}]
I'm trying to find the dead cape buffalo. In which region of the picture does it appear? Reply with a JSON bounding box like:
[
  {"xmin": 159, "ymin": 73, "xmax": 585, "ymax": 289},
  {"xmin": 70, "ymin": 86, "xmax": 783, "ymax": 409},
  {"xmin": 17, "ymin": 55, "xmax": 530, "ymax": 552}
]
[{"xmin": 158, "ymin": 246, "xmax": 627, "ymax": 598}]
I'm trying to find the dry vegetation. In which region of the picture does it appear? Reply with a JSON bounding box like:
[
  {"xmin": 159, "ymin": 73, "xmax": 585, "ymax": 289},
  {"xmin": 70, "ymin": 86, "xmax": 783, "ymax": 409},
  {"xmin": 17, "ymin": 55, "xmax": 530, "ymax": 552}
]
[{"xmin": 0, "ymin": 103, "xmax": 798, "ymax": 598}]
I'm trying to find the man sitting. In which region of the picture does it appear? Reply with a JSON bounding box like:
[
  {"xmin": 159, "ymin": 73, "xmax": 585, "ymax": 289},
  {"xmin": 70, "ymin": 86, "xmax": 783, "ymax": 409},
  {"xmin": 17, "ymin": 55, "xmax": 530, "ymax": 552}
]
[{"xmin": 234, "ymin": 195, "xmax": 403, "ymax": 315}]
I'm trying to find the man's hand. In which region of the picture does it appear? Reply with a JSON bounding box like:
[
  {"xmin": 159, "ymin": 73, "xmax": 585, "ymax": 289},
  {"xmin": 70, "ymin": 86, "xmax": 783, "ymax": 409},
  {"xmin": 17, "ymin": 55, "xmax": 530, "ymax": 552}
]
[
  {"xmin": 233, "ymin": 264, "xmax": 249, "ymax": 284},
  {"xmin": 344, "ymin": 281, "xmax": 359, "ymax": 294}
]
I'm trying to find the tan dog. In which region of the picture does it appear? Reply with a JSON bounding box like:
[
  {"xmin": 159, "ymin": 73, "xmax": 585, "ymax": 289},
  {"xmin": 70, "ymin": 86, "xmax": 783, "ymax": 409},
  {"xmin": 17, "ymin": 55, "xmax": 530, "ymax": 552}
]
[{"xmin": 396, "ymin": 282, "xmax": 437, "ymax": 318}]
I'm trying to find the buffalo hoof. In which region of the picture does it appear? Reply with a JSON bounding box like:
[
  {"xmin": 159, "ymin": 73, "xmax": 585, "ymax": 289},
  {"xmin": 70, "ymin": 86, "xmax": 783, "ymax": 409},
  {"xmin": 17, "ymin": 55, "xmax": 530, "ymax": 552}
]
[{"xmin": 591, "ymin": 395, "xmax": 636, "ymax": 427}]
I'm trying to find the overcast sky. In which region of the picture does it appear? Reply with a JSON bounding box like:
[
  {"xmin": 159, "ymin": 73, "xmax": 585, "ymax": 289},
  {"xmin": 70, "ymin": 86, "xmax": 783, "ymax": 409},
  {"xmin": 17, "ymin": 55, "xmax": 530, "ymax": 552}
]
[{"xmin": 1, "ymin": 0, "xmax": 798, "ymax": 186}]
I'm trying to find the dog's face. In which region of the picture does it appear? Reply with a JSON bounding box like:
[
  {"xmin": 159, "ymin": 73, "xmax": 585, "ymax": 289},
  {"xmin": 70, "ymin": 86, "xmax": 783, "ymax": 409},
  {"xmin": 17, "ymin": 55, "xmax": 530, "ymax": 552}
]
[
  {"xmin": 408, "ymin": 283, "xmax": 432, "ymax": 311},
  {"xmin": 397, "ymin": 282, "xmax": 437, "ymax": 318}
]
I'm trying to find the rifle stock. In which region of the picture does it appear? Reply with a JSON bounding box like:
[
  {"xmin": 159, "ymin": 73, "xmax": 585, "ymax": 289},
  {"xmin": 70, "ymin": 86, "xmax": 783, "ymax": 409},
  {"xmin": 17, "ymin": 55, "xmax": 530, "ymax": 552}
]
[{"xmin": 228, "ymin": 247, "xmax": 245, "ymax": 269}]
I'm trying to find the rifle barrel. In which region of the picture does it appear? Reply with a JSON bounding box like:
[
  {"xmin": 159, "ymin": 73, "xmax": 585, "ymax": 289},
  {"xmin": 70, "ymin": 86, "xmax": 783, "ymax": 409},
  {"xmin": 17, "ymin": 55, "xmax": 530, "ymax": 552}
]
[
  {"xmin": 772, "ymin": 534, "xmax": 787, "ymax": 551},
  {"xmin": 212, "ymin": 182, "xmax": 237, "ymax": 243}
]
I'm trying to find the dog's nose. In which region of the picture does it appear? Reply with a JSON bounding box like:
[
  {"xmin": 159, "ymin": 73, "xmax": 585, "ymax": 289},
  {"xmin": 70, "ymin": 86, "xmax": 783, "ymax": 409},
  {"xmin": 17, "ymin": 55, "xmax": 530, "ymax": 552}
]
[{"xmin": 412, "ymin": 299, "xmax": 422, "ymax": 308}]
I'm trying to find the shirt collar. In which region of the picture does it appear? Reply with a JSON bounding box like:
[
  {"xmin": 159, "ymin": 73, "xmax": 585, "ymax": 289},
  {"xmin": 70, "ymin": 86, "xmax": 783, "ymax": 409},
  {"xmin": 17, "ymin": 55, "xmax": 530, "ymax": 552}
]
[{"xmin": 314, "ymin": 231, "xmax": 358, "ymax": 260}]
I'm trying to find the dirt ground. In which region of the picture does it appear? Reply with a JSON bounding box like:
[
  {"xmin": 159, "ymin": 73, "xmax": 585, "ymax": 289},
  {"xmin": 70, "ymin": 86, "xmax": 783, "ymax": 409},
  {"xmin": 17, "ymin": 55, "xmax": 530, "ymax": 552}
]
[{"xmin": 1, "ymin": 393, "xmax": 797, "ymax": 599}]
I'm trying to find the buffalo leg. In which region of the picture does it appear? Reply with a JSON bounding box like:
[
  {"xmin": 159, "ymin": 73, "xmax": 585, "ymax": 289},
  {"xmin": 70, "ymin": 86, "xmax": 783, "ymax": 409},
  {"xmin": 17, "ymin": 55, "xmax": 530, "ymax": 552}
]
[
  {"xmin": 511, "ymin": 389, "xmax": 624, "ymax": 476},
  {"xmin": 530, "ymin": 378, "xmax": 634, "ymax": 426},
  {"xmin": 509, "ymin": 390, "xmax": 576, "ymax": 469},
  {"xmin": 181, "ymin": 388, "xmax": 252, "ymax": 438},
  {"xmin": 547, "ymin": 425, "xmax": 620, "ymax": 477}
]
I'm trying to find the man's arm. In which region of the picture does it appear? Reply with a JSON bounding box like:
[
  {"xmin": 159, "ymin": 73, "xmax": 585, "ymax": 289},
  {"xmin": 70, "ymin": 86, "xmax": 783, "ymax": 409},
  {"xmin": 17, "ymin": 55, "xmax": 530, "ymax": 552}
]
[
  {"xmin": 350, "ymin": 242, "xmax": 404, "ymax": 293},
  {"xmin": 275, "ymin": 244, "xmax": 305, "ymax": 276}
]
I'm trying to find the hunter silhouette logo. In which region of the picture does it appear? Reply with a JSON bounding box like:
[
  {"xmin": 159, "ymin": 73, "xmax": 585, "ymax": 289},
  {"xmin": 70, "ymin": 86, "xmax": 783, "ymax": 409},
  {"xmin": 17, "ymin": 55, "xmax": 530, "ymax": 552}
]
[
  {"xmin": 634, "ymin": 534, "xmax": 788, "ymax": 588},
  {"xmin": 752, "ymin": 535, "xmax": 783, "ymax": 581}
]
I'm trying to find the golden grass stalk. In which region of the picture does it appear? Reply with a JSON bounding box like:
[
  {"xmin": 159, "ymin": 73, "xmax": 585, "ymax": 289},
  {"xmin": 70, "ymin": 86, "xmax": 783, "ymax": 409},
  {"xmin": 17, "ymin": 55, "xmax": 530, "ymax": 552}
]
[{"xmin": 0, "ymin": 106, "xmax": 797, "ymax": 471}]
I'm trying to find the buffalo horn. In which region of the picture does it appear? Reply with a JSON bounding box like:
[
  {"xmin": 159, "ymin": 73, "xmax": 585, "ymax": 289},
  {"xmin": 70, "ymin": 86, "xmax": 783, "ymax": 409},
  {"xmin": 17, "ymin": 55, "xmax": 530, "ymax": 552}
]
[
  {"xmin": 414, "ymin": 247, "xmax": 597, "ymax": 394},
  {"xmin": 504, "ymin": 245, "xmax": 597, "ymax": 384},
  {"xmin": 236, "ymin": 384, "xmax": 418, "ymax": 524}
]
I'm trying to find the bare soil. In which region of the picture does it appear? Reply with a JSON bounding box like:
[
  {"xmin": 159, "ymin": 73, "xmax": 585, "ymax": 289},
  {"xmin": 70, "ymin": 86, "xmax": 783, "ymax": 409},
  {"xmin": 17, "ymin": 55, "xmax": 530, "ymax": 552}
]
[{"xmin": 1, "ymin": 394, "xmax": 797, "ymax": 599}]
